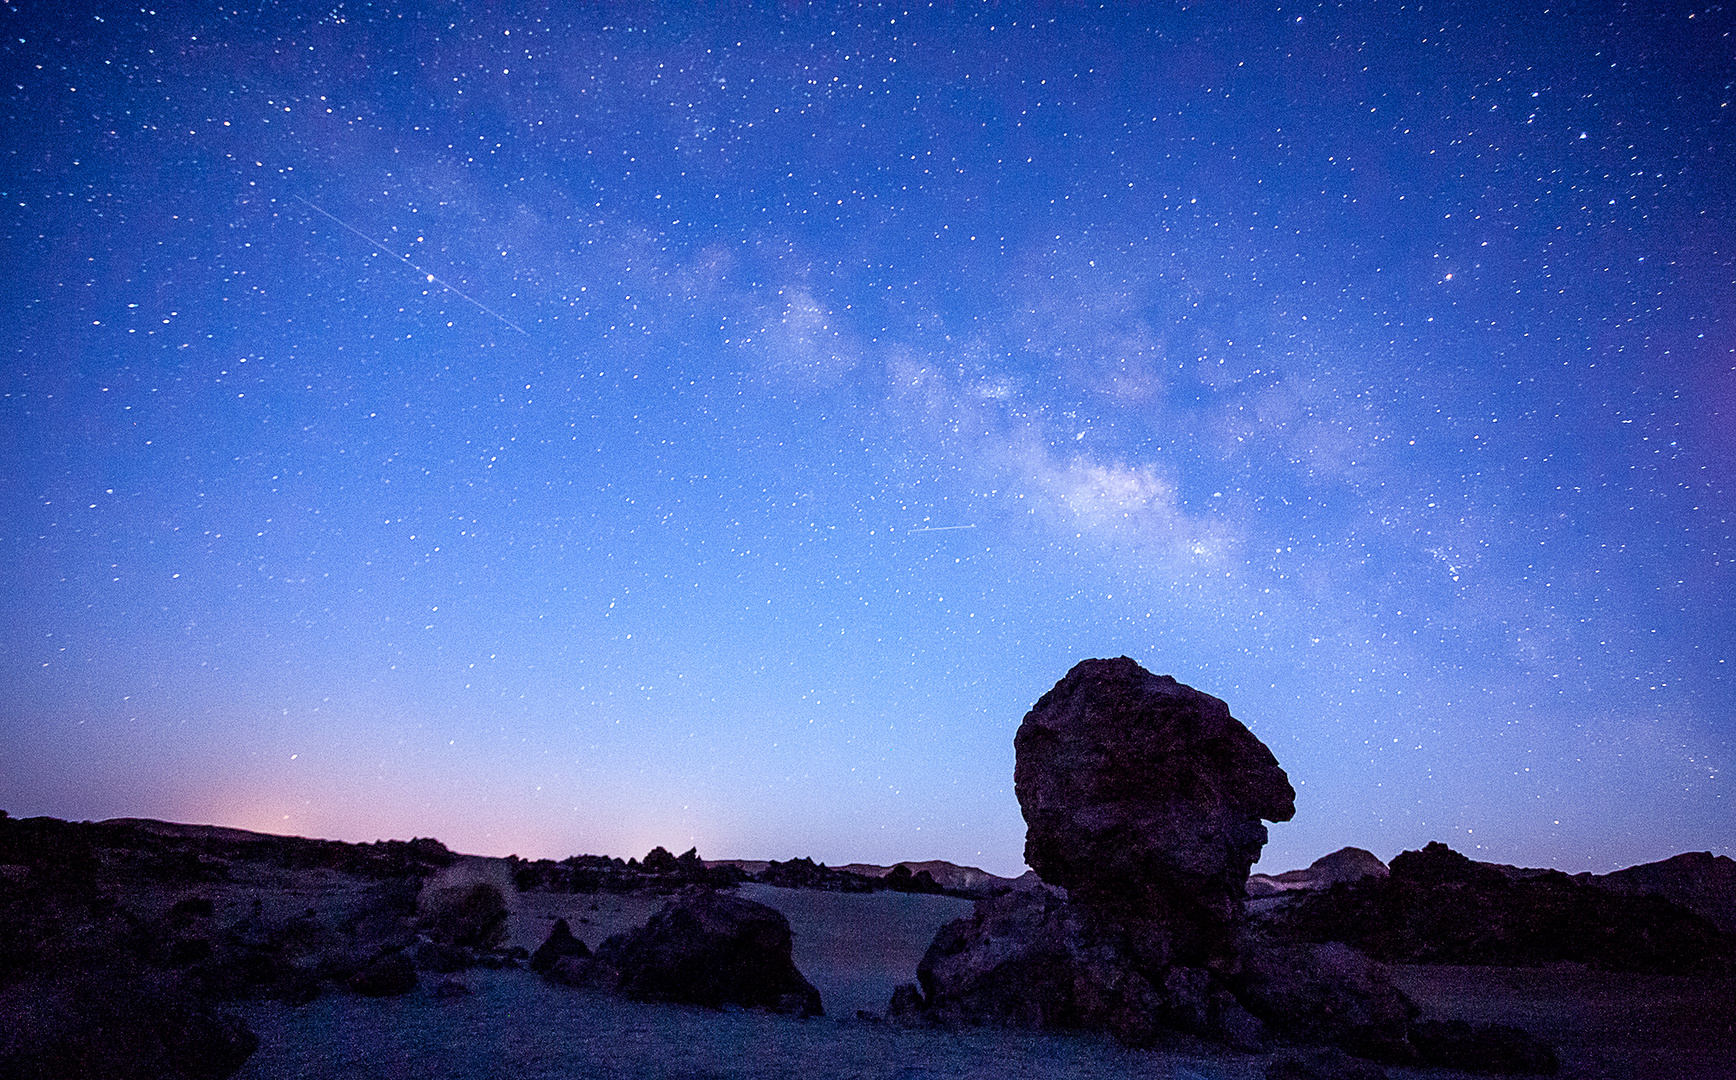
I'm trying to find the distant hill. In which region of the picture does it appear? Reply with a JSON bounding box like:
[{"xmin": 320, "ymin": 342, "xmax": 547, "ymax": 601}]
[
  {"xmin": 1248, "ymin": 843, "xmax": 1736, "ymax": 938},
  {"xmin": 1248, "ymin": 846, "xmax": 1388, "ymax": 896},
  {"xmin": 84, "ymin": 818, "xmax": 1736, "ymax": 931},
  {"xmin": 703, "ymin": 858, "xmax": 1022, "ymax": 896},
  {"xmin": 1590, "ymin": 851, "xmax": 1736, "ymax": 933},
  {"xmin": 836, "ymin": 860, "xmax": 1020, "ymax": 895}
]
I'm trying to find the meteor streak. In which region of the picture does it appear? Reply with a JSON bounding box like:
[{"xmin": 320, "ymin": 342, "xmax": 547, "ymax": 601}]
[{"xmin": 292, "ymin": 195, "xmax": 528, "ymax": 335}]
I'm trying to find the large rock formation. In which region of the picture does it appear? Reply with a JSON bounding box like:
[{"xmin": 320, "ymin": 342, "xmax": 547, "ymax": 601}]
[
  {"xmin": 900, "ymin": 658, "xmax": 1312, "ymax": 1049},
  {"xmin": 1014, "ymin": 656, "xmax": 1295, "ymax": 972},
  {"xmin": 895, "ymin": 658, "xmax": 1560, "ymax": 1072}
]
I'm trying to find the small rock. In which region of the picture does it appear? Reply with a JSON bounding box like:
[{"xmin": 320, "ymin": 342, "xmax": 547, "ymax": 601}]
[
  {"xmin": 347, "ymin": 951, "xmax": 417, "ymax": 997},
  {"xmin": 530, "ymin": 917, "xmax": 591, "ymax": 973},
  {"xmin": 413, "ymin": 940, "xmax": 474, "ymax": 973}
]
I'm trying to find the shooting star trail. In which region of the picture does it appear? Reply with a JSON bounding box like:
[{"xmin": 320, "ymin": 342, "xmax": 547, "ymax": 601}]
[
  {"xmin": 906, "ymin": 524, "xmax": 978, "ymax": 533},
  {"xmin": 292, "ymin": 195, "xmax": 528, "ymax": 335}
]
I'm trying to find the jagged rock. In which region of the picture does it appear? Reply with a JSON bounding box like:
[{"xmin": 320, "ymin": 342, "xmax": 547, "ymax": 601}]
[
  {"xmin": 1014, "ymin": 657, "xmax": 1295, "ymax": 972},
  {"xmin": 529, "ymin": 917, "xmax": 591, "ymax": 973},
  {"xmin": 592, "ymin": 891, "xmax": 823, "ymax": 1016},
  {"xmin": 1410, "ymin": 1019, "xmax": 1560, "ymax": 1075},
  {"xmin": 1390, "ymin": 841, "xmax": 1510, "ymax": 890},
  {"xmin": 346, "ymin": 951, "xmax": 417, "ymax": 997},
  {"xmin": 431, "ymin": 978, "xmax": 472, "ymax": 999}
]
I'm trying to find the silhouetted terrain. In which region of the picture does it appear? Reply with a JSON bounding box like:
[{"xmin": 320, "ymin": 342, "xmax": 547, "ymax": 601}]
[{"xmin": 1, "ymin": 810, "xmax": 1731, "ymax": 1079}]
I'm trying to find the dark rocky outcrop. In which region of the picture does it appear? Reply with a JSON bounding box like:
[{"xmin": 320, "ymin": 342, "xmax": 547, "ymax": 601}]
[
  {"xmin": 898, "ymin": 659, "xmax": 1307, "ymax": 1049},
  {"xmin": 346, "ymin": 950, "xmax": 418, "ymax": 997},
  {"xmin": 529, "ymin": 917, "xmax": 591, "ymax": 974},
  {"xmin": 1014, "ymin": 657, "xmax": 1295, "ymax": 974},
  {"xmin": 884, "ymin": 864, "xmax": 946, "ymax": 894},
  {"xmin": 1233, "ymin": 940, "xmax": 1418, "ymax": 1063},
  {"xmin": 754, "ymin": 856, "xmax": 877, "ymax": 893},
  {"xmin": 1257, "ymin": 841, "xmax": 1735, "ymax": 974},
  {"xmin": 0, "ymin": 971, "xmax": 258, "ymax": 1080},
  {"xmin": 588, "ymin": 891, "xmax": 823, "ymax": 1016},
  {"xmin": 511, "ymin": 847, "xmax": 747, "ymax": 894},
  {"xmin": 902, "ymin": 883, "xmax": 1267, "ymax": 1047},
  {"xmin": 1592, "ymin": 851, "xmax": 1736, "ymax": 934}
]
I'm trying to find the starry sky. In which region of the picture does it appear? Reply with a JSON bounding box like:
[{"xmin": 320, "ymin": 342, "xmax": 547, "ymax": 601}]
[{"xmin": 2, "ymin": 1, "xmax": 1732, "ymax": 877}]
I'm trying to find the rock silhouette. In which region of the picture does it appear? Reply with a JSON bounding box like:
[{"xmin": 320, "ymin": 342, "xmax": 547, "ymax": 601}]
[
  {"xmin": 592, "ymin": 891, "xmax": 823, "ymax": 1017},
  {"xmin": 906, "ymin": 658, "xmax": 1304, "ymax": 1048},
  {"xmin": 899, "ymin": 658, "xmax": 1559, "ymax": 1072},
  {"xmin": 1015, "ymin": 656, "xmax": 1295, "ymax": 973},
  {"xmin": 1256, "ymin": 840, "xmax": 1735, "ymax": 975},
  {"xmin": 1592, "ymin": 851, "xmax": 1736, "ymax": 934},
  {"xmin": 529, "ymin": 917, "xmax": 591, "ymax": 974}
]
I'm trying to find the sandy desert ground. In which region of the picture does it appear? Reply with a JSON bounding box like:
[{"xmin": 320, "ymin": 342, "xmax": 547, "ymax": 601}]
[{"xmin": 212, "ymin": 858, "xmax": 1736, "ymax": 1080}]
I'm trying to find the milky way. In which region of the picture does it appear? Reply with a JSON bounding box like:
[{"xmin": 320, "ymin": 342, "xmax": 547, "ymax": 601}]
[{"xmin": 2, "ymin": 2, "xmax": 1731, "ymax": 874}]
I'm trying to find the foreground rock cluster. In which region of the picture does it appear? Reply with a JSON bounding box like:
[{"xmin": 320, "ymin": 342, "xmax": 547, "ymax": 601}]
[
  {"xmin": 0, "ymin": 813, "xmax": 462, "ymax": 1078},
  {"xmin": 535, "ymin": 890, "xmax": 823, "ymax": 1017},
  {"xmin": 0, "ymin": 811, "xmax": 833, "ymax": 1077},
  {"xmin": 886, "ymin": 658, "xmax": 1567, "ymax": 1075}
]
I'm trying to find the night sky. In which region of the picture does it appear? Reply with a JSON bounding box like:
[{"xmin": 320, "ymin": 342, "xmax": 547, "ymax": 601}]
[{"xmin": 3, "ymin": 2, "xmax": 1731, "ymax": 877}]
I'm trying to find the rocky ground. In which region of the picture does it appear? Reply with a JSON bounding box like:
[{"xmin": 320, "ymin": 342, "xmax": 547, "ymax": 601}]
[{"xmin": 3, "ymin": 810, "xmax": 1733, "ymax": 1078}]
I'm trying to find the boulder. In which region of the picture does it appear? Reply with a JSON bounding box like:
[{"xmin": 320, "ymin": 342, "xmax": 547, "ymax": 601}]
[
  {"xmin": 417, "ymin": 882, "xmax": 508, "ymax": 949},
  {"xmin": 904, "ymin": 883, "xmax": 1266, "ymax": 1049},
  {"xmin": 1014, "ymin": 657, "xmax": 1294, "ymax": 971},
  {"xmin": 1234, "ymin": 940, "xmax": 1417, "ymax": 1063},
  {"xmin": 346, "ymin": 951, "xmax": 417, "ymax": 997},
  {"xmin": 593, "ymin": 891, "xmax": 823, "ymax": 1017},
  {"xmin": 529, "ymin": 917, "xmax": 591, "ymax": 974}
]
